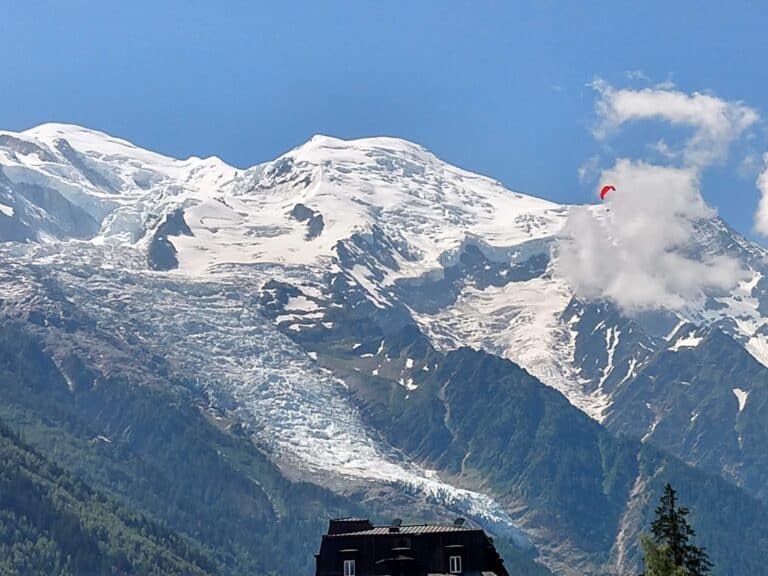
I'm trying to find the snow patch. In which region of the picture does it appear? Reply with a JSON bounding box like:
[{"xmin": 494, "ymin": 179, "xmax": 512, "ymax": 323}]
[
  {"xmin": 598, "ymin": 326, "xmax": 621, "ymax": 388},
  {"xmin": 732, "ymin": 388, "xmax": 750, "ymax": 413},
  {"xmin": 745, "ymin": 335, "xmax": 768, "ymax": 367},
  {"xmin": 286, "ymin": 295, "xmax": 319, "ymax": 312},
  {"xmin": 399, "ymin": 377, "xmax": 418, "ymax": 391},
  {"xmin": 618, "ymin": 356, "xmax": 639, "ymax": 387},
  {"xmin": 664, "ymin": 318, "xmax": 686, "ymax": 341},
  {"xmin": 669, "ymin": 331, "xmax": 703, "ymax": 351}
]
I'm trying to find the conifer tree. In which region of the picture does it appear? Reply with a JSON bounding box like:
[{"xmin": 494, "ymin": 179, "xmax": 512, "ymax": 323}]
[
  {"xmin": 643, "ymin": 483, "xmax": 713, "ymax": 576},
  {"xmin": 640, "ymin": 535, "xmax": 687, "ymax": 576}
]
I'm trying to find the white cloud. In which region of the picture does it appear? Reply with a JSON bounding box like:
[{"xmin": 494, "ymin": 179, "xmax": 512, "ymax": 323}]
[
  {"xmin": 648, "ymin": 139, "xmax": 679, "ymax": 160},
  {"xmin": 755, "ymin": 154, "xmax": 768, "ymax": 235},
  {"xmin": 591, "ymin": 80, "xmax": 759, "ymax": 167},
  {"xmin": 738, "ymin": 153, "xmax": 762, "ymax": 179},
  {"xmin": 558, "ymin": 81, "xmax": 758, "ymax": 311},
  {"xmin": 559, "ymin": 159, "xmax": 749, "ymax": 312},
  {"xmin": 654, "ymin": 78, "xmax": 677, "ymax": 90},
  {"xmin": 578, "ymin": 154, "xmax": 601, "ymax": 183},
  {"xmin": 625, "ymin": 69, "xmax": 650, "ymax": 82}
]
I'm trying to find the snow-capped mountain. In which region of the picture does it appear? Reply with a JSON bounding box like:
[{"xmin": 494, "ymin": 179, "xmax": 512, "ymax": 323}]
[
  {"xmin": 3, "ymin": 123, "xmax": 768, "ymax": 574},
  {"xmin": 0, "ymin": 124, "xmax": 534, "ymax": 545},
  {"xmin": 4, "ymin": 124, "xmax": 766, "ymax": 412}
]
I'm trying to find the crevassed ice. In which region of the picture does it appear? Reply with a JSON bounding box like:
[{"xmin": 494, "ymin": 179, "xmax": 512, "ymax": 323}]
[{"xmin": 51, "ymin": 260, "xmax": 530, "ymax": 548}]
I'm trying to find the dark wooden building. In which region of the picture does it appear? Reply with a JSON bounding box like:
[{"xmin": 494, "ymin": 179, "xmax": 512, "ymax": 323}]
[{"xmin": 314, "ymin": 518, "xmax": 509, "ymax": 576}]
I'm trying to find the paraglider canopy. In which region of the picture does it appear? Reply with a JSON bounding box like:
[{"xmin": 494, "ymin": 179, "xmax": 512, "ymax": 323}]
[{"xmin": 599, "ymin": 185, "xmax": 615, "ymax": 200}]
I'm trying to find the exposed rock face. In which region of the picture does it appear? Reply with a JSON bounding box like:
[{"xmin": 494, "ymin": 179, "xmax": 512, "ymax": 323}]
[
  {"xmin": 290, "ymin": 202, "xmax": 325, "ymax": 239},
  {"xmin": 147, "ymin": 208, "xmax": 194, "ymax": 271}
]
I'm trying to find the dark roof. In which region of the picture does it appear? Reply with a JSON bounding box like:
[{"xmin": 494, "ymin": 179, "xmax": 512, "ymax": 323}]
[
  {"xmin": 327, "ymin": 518, "xmax": 375, "ymax": 535},
  {"xmin": 326, "ymin": 524, "xmax": 477, "ymax": 537}
]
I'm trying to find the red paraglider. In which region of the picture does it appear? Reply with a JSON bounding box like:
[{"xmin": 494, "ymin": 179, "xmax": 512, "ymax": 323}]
[{"xmin": 599, "ymin": 185, "xmax": 615, "ymax": 200}]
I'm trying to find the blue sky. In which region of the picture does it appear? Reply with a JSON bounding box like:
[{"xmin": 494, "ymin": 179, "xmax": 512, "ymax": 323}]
[{"xmin": 2, "ymin": 1, "xmax": 767, "ymax": 237}]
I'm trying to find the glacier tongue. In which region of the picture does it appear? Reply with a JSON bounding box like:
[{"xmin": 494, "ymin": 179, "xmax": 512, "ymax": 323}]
[{"xmin": 32, "ymin": 251, "xmax": 529, "ymax": 547}]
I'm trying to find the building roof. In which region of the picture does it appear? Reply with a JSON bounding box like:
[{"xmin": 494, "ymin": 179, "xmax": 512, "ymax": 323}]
[{"xmin": 326, "ymin": 523, "xmax": 477, "ymax": 537}]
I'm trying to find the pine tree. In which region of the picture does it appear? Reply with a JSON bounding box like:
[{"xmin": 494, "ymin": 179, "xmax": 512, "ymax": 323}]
[
  {"xmin": 645, "ymin": 483, "xmax": 713, "ymax": 576},
  {"xmin": 640, "ymin": 535, "xmax": 687, "ymax": 576}
]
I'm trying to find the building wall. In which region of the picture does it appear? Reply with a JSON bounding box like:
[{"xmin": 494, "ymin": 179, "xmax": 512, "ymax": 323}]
[{"xmin": 315, "ymin": 528, "xmax": 507, "ymax": 576}]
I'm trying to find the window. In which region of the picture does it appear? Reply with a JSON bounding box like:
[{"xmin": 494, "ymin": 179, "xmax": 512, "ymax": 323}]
[
  {"xmin": 449, "ymin": 555, "xmax": 462, "ymax": 574},
  {"xmin": 343, "ymin": 559, "xmax": 356, "ymax": 576}
]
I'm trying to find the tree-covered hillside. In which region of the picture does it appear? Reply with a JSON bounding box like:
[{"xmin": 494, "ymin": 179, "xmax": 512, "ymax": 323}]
[{"xmin": 0, "ymin": 418, "xmax": 216, "ymax": 576}]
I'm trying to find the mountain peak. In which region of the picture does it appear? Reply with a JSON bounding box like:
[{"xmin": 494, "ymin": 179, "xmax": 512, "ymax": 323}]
[
  {"xmin": 16, "ymin": 122, "xmax": 153, "ymax": 157},
  {"xmin": 21, "ymin": 121, "xmax": 115, "ymax": 139},
  {"xmin": 284, "ymin": 134, "xmax": 437, "ymax": 171}
]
